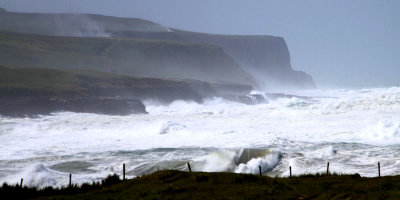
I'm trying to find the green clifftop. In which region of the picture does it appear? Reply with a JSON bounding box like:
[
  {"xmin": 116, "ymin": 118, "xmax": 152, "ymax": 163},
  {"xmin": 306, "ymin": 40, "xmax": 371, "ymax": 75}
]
[{"xmin": 0, "ymin": 30, "xmax": 255, "ymax": 86}]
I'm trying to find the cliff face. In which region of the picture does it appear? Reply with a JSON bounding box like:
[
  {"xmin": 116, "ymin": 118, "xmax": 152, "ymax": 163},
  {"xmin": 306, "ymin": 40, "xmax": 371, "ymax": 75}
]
[
  {"xmin": 171, "ymin": 30, "xmax": 316, "ymax": 90},
  {"xmin": 0, "ymin": 10, "xmax": 315, "ymax": 90},
  {"xmin": 106, "ymin": 29, "xmax": 316, "ymax": 90}
]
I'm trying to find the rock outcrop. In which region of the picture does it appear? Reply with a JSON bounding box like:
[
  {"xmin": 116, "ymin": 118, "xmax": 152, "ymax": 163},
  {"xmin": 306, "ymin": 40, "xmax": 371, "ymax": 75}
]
[{"xmin": 0, "ymin": 94, "xmax": 147, "ymax": 117}]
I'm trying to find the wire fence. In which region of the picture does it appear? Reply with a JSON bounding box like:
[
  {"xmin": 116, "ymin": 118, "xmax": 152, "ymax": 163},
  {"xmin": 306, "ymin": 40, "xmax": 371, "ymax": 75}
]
[{"xmin": 14, "ymin": 161, "xmax": 384, "ymax": 188}]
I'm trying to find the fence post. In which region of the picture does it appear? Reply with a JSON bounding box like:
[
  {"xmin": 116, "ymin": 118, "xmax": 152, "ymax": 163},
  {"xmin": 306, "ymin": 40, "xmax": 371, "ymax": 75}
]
[
  {"xmin": 123, "ymin": 163, "xmax": 126, "ymax": 180},
  {"xmin": 187, "ymin": 163, "xmax": 192, "ymax": 172},
  {"xmin": 327, "ymin": 162, "xmax": 330, "ymax": 175},
  {"xmin": 378, "ymin": 162, "xmax": 381, "ymax": 177},
  {"xmin": 289, "ymin": 166, "xmax": 292, "ymax": 178},
  {"xmin": 20, "ymin": 178, "xmax": 23, "ymax": 188},
  {"xmin": 259, "ymin": 165, "xmax": 262, "ymax": 176},
  {"xmin": 69, "ymin": 174, "xmax": 72, "ymax": 188}
]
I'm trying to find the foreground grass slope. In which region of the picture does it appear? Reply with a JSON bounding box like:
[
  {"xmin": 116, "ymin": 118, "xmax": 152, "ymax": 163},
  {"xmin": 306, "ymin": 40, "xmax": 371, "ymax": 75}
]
[{"xmin": 2, "ymin": 170, "xmax": 399, "ymax": 200}]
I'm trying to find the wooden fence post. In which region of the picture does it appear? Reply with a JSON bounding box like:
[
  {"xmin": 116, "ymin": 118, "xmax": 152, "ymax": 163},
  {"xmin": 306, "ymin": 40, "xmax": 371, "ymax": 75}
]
[
  {"xmin": 69, "ymin": 174, "xmax": 72, "ymax": 188},
  {"xmin": 259, "ymin": 165, "xmax": 262, "ymax": 176},
  {"xmin": 378, "ymin": 162, "xmax": 381, "ymax": 177},
  {"xmin": 289, "ymin": 166, "xmax": 292, "ymax": 178},
  {"xmin": 187, "ymin": 163, "xmax": 192, "ymax": 172},
  {"xmin": 327, "ymin": 162, "xmax": 330, "ymax": 175},
  {"xmin": 20, "ymin": 178, "xmax": 23, "ymax": 188},
  {"xmin": 123, "ymin": 163, "xmax": 126, "ymax": 180}
]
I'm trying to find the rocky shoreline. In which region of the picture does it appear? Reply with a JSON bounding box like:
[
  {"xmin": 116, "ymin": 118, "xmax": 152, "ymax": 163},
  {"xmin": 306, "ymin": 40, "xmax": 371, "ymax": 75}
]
[
  {"xmin": 0, "ymin": 87, "xmax": 267, "ymax": 117},
  {"xmin": 0, "ymin": 67, "xmax": 267, "ymax": 117},
  {"xmin": 0, "ymin": 96, "xmax": 147, "ymax": 117}
]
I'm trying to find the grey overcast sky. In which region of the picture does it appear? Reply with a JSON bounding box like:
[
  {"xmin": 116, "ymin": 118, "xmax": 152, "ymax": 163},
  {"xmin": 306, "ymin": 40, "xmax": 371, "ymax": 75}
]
[{"xmin": 1, "ymin": 0, "xmax": 399, "ymax": 88}]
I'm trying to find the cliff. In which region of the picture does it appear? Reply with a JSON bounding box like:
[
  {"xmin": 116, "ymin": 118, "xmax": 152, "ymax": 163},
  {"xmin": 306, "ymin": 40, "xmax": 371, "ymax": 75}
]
[
  {"xmin": 115, "ymin": 30, "xmax": 315, "ymax": 90},
  {"xmin": 0, "ymin": 30, "xmax": 255, "ymax": 86},
  {"xmin": 0, "ymin": 10, "xmax": 315, "ymax": 90},
  {"xmin": 101, "ymin": 29, "xmax": 316, "ymax": 90},
  {"xmin": 172, "ymin": 30, "xmax": 316, "ymax": 90}
]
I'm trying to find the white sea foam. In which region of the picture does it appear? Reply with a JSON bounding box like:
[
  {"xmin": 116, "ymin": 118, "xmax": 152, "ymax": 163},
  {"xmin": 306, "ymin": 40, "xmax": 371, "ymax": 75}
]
[
  {"xmin": 190, "ymin": 149, "xmax": 281, "ymax": 174},
  {"xmin": 2, "ymin": 163, "xmax": 59, "ymax": 188},
  {"xmin": 192, "ymin": 150, "xmax": 238, "ymax": 172},
  {"xmin": 235, "ymin": 151, "xmax": 281, "ymax": 174},
  {"xmin": 1, "ymin": 87, "xmax": 400, "ymax": 186}
]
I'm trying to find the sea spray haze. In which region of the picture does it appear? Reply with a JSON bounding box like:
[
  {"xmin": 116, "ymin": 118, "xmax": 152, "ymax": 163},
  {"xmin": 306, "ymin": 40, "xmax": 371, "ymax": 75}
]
[{"xmin": 1, "ymin": 88, "xmax": 400, "ymax": 187}]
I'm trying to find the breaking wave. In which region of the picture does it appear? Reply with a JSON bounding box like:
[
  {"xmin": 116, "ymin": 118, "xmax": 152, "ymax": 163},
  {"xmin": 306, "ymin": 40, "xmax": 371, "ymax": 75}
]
[{"xmin": 191, "ymin": 148, "xmax": 282, "ymax": 174}]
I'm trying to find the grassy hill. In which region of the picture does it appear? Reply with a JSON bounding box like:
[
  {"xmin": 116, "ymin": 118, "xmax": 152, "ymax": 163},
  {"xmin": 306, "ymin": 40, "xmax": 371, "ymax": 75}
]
[
  {"xmin": 0, "ymin": 30, "xmax": 255, "ymax": 86},
  {"xmin": 0, "ymin": 66, "xmax": 82, "ymax": 92},
  {"xmin": 1, "ymin": 170, "xmax": 398, "ymax": 200}
]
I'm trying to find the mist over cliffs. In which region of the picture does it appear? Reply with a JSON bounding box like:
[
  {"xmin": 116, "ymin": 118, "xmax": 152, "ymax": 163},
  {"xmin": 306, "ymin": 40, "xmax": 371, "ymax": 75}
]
[
  {"xmin": 172, "ymin": 30, "xmax": 316, "ymax": 90},
  {"xmin": 0, "ymin": 9, "xmax": 315, "ymax": 90}
]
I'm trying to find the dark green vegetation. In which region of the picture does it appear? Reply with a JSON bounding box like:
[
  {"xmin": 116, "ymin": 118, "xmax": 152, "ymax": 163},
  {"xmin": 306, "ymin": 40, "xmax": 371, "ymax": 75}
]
[
  {"xmin": 1, "ymin": 170, "xmax": 399, "ymax": 200},
  {"xmin": 0, "ymin": 30, "xmax": 253, "ymax": 85},
  {"xmin": 0, "ymin": 66, "xmax": 206, "ymax": 98}
]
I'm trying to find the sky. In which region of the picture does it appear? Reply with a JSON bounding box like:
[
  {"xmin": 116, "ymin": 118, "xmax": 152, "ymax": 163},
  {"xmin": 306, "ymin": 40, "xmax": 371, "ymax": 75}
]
[{"xmin": 1, "ymin": 0, "xmax": 399, "ymax": 88}]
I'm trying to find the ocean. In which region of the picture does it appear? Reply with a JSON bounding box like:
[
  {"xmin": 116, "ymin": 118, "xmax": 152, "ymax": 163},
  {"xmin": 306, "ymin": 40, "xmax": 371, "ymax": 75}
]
[{"xmin": 1, "ymin": 87, "xmax": 399, "ymax": 188}]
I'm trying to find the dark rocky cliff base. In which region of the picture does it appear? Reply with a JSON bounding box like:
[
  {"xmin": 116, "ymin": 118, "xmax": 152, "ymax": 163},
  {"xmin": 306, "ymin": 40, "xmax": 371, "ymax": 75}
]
[
  {"xmin": 0, "ymin": 97, "xmax": 146, "ymax": 117},
  {"xmin": 0, "ymin": 67, "xmax": 205, "ymax": 117},
  {"xmin": 221, "ymin": 94, "xmax": 266, "ymax": 105}
]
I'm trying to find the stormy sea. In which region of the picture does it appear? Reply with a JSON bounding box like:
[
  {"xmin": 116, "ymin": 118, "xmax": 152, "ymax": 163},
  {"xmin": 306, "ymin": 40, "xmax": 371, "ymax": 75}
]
[{"xmin": 1, "ymin": 87, "xmax": 399, "ymax": 188}]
